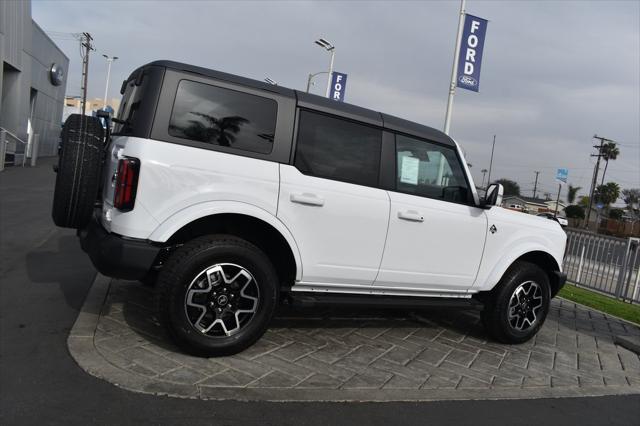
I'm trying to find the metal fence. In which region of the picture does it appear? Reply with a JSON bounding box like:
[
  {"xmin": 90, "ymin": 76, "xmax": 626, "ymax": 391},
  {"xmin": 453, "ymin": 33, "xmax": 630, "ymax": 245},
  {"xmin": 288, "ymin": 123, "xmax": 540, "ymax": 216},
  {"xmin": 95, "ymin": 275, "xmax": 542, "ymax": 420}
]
[{"xmin": 563, "ymin": 229, "xmax": 640, "ymax": 303}]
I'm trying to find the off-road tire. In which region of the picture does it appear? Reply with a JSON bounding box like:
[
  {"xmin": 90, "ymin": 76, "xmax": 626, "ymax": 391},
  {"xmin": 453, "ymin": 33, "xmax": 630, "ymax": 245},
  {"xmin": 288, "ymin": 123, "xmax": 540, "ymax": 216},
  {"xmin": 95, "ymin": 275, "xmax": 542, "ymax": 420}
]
[
  {"xmin": 156, "ymin": 235, "xmax": 279, "ymax": 357},
  {"xmin": 481, "ymin": 261, "xmax": 551, "ymax": 344},
  {"xmin": 52, "ymin": 114, "xmax": 104, "ymax": 229}
]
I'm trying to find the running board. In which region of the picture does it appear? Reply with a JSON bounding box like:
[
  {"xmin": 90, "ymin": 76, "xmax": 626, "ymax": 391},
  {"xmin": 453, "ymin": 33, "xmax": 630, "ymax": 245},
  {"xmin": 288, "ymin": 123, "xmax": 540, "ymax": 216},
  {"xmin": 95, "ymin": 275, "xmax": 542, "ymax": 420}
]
[
  {"xmin": 288, "ymin": 292, "xmax": 482, "ymax": 309},
  {"xmin": 291, "ymin": 281, "xmax": 473, "ymax": 299}
]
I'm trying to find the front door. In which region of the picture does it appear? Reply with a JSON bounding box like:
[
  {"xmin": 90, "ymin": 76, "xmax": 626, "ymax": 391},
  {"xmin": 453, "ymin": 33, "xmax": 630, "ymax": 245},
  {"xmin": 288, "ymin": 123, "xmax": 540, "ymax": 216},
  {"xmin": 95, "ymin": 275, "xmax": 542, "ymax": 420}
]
[{"xmin": 375, "ymin": 134, "xmax": 487, "ymax": 292}]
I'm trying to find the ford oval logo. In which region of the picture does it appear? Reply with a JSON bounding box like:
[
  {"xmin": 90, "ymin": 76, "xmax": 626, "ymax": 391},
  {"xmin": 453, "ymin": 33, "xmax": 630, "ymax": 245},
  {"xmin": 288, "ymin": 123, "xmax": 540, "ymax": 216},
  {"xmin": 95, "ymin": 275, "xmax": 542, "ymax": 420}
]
[{"xmin": 458, "ymin": 75, "xmax": 477, "ymax": 87}]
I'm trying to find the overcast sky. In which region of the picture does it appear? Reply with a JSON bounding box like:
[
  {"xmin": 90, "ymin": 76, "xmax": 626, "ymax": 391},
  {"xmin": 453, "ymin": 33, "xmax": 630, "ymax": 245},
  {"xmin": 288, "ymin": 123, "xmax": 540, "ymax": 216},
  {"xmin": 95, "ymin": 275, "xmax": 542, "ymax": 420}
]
[{"xmin": 33, "ymin": 0, "xmax": 639, "ymax": 204}]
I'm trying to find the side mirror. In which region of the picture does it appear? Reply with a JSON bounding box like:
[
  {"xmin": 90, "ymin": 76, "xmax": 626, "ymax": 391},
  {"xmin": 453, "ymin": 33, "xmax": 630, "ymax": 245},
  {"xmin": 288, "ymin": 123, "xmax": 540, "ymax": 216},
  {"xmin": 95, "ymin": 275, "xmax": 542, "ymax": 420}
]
[{"xmin": 484, "ymin": 183, "xmax": 504, "ymax": 208}]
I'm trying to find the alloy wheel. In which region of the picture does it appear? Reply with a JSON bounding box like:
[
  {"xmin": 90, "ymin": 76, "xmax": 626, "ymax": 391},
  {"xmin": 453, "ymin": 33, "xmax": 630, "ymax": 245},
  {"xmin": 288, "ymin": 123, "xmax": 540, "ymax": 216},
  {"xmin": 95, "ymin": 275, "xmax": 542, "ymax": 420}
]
[
  {"xmin": 507, "ymin": 280, "xmax": 543, "ymax": 331},
  {"xmin": 184, "ymin": 263, "xmax": 259, "ymax": 337}
]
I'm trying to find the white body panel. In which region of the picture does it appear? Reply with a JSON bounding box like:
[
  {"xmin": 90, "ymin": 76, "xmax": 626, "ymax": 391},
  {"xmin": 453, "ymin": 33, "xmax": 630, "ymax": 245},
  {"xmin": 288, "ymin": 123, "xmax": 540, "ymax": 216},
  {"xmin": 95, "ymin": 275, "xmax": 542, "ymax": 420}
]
[
  {"xmin": 277, "ymin": 165, "xmax": 390, "ymax": 285},
  {"xmin": 102, "ymin": 136, "xmax": 280, "ymax": 239},
  {"xmin": 472, "ymin": 207, "xmax": 566, "ymax": 292},
  {"xmin": 375, "ymin": 191, "xmax": 487, "ymax": 291}
]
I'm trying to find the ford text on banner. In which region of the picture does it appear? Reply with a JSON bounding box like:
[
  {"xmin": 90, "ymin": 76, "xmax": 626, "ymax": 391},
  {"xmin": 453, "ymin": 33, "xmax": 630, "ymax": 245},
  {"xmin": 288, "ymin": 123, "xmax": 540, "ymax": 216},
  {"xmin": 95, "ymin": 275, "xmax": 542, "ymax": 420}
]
[
  {"xmin": 456, "ymin": 14, "xmax": 488, "ymax": 92},
  {"xmin": 330, "ymin": 72, "xmax": 348, "ymax": 102}
]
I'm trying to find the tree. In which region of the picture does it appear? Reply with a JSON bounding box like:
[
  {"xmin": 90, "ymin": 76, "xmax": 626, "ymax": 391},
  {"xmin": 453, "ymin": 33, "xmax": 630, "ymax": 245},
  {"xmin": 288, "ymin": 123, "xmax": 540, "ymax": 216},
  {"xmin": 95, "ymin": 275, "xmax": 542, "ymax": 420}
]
[
  {"xmin": 565, "ymin": 205, "xmax": 585, "ymax": 219},
  {"xmin": 567, "ymin": 185, "xmax": 581, "ymax": 204},
  {"xmin": 494, "ymin": 179, "xmax": 520, "ymax": 196},
  {"xmin": 622, "ymin": 188, "xmax": 640, "ymax": 209},
  {"xmin": 622, "ymin": 188, "xmax": 640, "ymax": 218},
  {"xmin": 600, "ymin": 142, "xmax": 620, "ymax": 186},
  {"xmin": 578, "ymin": 196, "xmax": 590, "ymax": 209},
  {"xmin": 609, "ymin": 208, "xmax": 624, "ymax": 220},
  {"xmin": 594, "ymin": 182, "xmax": 621, "ymax": 206}
]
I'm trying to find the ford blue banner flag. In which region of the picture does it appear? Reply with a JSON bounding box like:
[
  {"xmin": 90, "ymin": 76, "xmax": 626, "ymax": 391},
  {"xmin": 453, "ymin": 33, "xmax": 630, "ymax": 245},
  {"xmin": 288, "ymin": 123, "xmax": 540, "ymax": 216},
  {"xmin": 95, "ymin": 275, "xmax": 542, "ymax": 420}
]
[
  {"xmin": 456, "ymin": 14, "xmax": 488, "ymax": 92},
  {"xmin": 330, "ymin": 72, "xmax": 348, "ymax": 102}
]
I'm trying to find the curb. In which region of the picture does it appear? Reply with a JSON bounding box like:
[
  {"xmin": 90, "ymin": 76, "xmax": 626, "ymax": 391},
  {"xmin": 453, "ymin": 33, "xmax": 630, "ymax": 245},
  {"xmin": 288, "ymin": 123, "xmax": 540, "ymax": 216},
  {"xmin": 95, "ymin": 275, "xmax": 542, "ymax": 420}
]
[
  {"xmin": 67, "ymin": 274, "xmax": 640, "ymax": 402},
  {"xmin": 557, "ymin": 295, "xmax": 640, "ymax": 329},
  {"xmin": 614, "ymin": 336, "xmax": 640, "ymax": 355}
]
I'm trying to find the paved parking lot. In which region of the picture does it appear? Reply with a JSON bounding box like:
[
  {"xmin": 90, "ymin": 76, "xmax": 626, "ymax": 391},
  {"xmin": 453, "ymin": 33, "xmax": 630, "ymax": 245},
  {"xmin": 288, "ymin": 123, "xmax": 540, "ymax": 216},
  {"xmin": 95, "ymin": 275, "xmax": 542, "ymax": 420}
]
[{"xmin": 69, "ymin": 275, "xmax": 640, "ymax": 401}]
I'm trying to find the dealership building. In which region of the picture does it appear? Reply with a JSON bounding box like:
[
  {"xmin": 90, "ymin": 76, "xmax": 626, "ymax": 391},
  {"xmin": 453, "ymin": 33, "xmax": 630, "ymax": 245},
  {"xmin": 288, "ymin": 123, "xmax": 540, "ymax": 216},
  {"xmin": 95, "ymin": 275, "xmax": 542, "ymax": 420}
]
[{"xmin": 1, "ymin": 0, "xmax": 68, "ymax": 166}]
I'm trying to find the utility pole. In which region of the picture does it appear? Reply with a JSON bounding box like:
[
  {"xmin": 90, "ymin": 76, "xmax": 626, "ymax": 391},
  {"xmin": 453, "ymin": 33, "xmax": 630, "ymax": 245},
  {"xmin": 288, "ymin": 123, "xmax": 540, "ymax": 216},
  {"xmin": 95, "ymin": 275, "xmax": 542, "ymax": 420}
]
[
  {"xmin": 480, "ymin": 169, "xmax": 488, "ymax": 189},
  {"xmin": 486, "ymin": 135, "xmax": 496, "ymax": 188},
  {"xmin": 533, "ymin": 171, "xmax": 540, "ymax": 198},
  {"xmin": 585, "ymin": 134, "xmax": 613, "ymax": 229},
  {"xmin": 79, "ymin": 32, "xmax": 94, "ymax": 116}
]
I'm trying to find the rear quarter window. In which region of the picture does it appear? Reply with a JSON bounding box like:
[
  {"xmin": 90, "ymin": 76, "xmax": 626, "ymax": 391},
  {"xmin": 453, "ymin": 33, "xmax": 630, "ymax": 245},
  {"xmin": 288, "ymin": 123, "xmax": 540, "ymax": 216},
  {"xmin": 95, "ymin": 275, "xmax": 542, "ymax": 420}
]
[{"xmin": 168, "ymin": 80, "xmax": 277, "ymax": 154}]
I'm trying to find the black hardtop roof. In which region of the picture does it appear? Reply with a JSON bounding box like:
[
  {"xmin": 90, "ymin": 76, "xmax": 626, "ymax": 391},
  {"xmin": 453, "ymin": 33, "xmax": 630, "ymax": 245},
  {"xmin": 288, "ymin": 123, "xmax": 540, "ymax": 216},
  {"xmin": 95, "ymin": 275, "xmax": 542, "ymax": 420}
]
[{"xmin": 142, "ymin": 60, "xmax": 456, "ymax": 147}]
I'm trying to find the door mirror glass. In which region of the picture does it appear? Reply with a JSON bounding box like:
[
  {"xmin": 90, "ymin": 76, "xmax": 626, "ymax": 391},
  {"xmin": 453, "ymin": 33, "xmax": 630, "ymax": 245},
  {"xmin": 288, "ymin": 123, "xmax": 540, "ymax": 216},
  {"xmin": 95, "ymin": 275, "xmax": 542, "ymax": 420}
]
[{"xmin": 484, "ymin": 183, "xmax": 504, "ymax": 207}]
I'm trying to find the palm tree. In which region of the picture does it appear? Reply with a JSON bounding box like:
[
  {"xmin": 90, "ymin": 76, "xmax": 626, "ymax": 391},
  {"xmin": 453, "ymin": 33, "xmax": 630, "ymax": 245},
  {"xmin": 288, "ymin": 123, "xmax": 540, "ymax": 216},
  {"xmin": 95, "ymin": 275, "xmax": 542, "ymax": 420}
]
[
  {"xmin": 567, "ymin": 185, "xmax": 581, "ymax": 204},
  {"xmin": 187, "ymin": 112, "xmax": 249, "ymax": 147},
  {"xmin": 600, "ymin": 142, "xmax": 620, "ymax": 186}
]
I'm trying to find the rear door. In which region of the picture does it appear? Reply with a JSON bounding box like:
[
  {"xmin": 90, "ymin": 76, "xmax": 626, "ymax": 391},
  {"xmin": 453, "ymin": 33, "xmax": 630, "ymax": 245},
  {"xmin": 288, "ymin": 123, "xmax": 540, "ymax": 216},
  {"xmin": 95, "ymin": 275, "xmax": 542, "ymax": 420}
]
[
  {"xmin": 375, "ymin": 134, "xmax": 487, "ymax": 292},
  {"xmin": 277, "ymin": 110, "xmax": 390, "ymax": 285}
]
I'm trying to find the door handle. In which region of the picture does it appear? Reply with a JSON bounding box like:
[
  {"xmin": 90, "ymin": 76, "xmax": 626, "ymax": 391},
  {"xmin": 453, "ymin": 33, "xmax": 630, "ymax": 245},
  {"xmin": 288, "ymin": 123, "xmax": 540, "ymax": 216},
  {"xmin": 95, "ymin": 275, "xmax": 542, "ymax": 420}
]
[
  {"xmin": 398, "ymin": 210, "xmax": 424, "ymax": 222},
  {"xmin": 290, "ymin": 192, "xmax": 325, "ymax": 207}
]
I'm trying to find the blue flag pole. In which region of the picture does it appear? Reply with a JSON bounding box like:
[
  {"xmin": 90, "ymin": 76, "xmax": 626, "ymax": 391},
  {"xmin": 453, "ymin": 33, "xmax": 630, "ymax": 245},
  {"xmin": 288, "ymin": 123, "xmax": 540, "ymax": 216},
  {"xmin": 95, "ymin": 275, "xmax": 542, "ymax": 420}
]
[{"xmin": 443, "ymin": 0, "xmax": 466, "ymax": 135}]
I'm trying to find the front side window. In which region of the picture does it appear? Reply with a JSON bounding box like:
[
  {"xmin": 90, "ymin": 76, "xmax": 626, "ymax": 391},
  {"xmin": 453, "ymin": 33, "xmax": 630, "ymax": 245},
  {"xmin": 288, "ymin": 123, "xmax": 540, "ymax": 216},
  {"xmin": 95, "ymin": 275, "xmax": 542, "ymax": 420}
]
[
  {"xmin": 294, "ymin": 110, "xmax": 381, "ymax": 187},
  {"xmin": 395, "ymin": 134, "xmax": 470, "ymax": 204},
  {"xmin": 168, "ymin": 80, "xmax": 277, "ymax": 154}
]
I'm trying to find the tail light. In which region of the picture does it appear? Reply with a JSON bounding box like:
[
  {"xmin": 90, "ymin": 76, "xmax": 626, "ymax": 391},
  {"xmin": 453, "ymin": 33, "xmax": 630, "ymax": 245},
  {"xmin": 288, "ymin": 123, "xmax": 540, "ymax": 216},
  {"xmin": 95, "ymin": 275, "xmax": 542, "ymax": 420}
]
[{"xmin": 113, "ymin": 157, "xmax": 140, "ymax": 211}]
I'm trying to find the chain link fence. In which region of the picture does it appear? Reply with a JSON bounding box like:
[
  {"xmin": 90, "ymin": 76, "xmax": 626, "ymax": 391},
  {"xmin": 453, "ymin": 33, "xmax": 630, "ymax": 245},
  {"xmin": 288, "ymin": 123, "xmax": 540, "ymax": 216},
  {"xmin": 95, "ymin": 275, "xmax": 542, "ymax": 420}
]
[{"xmin": 563, "ymin": 229, "xmax": 640, "ymax": 303}]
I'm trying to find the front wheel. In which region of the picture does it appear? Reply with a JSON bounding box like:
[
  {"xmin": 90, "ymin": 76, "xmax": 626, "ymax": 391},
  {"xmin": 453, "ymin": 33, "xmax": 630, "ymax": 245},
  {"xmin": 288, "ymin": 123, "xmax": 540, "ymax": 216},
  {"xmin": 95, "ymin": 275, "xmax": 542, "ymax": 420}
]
[
  {"xmin": 156, "ymin": 235, "xmax": 279, "ymax": 357},
  {"xmin": 481, "ymin": 261, "xmax": 551, "ymax": 344}
]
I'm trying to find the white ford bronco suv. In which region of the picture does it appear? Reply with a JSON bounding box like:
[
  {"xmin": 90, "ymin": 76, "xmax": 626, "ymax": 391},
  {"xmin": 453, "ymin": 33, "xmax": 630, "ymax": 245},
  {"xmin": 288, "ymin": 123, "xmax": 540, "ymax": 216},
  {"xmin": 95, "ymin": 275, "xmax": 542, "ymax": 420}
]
[{"xmin": 52, "ymin": 61, "xmax": 567, "ymax": 357}]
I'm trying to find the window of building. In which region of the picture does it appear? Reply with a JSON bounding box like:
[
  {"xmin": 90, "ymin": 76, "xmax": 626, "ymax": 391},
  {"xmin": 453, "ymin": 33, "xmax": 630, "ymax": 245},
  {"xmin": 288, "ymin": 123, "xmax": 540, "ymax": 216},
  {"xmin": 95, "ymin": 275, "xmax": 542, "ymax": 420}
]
[
  {"xmin": 294, "ymin": 110, "xmax": 382, "ymax": 187},
  {"xmin": 395, "ymin": 134, "xmax": 470, "ymax": 204},
  {"xmin": 168, "ymin": 80, "xmax": 277, "ymax": 154}
]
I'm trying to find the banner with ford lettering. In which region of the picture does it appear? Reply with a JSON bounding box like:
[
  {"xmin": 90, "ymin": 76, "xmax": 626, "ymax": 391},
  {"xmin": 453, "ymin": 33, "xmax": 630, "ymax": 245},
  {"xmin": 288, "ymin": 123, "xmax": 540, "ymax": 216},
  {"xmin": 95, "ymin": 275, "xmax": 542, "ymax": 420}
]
[
  {"xmin": 330, "ymin": 72, "xmax": 348, "ymax": 102},
  {"xmin": 456, "ymin": 14, "xmax": 488, "ymax": 92}
]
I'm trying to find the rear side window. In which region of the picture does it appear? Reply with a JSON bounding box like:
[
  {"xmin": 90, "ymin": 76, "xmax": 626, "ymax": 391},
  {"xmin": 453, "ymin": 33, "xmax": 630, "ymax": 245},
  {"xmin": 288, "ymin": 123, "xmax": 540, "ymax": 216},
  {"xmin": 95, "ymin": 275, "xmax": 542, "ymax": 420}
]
[
  {"xmin": 168, "ymin": 80, "xmax": 277, "ymax": 154},
  {"xmin": 395, "ymin": 134, "xmax": 470, "ymax": 204},
  {"xmin": 294, "ymin": 110, "xmax": 381, "ymax": 187}
]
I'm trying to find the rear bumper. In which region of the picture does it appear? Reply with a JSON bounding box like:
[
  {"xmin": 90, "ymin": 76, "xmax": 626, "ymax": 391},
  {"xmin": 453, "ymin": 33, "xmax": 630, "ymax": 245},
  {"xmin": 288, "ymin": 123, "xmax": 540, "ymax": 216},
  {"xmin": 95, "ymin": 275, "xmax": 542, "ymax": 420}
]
[
  {"xmin": 78, "ymin": 216, "xmax": 161, "ymax": 280},
  {"xmin": 552, "ymin": 271, "xmax": 567, "ymax": 297}
]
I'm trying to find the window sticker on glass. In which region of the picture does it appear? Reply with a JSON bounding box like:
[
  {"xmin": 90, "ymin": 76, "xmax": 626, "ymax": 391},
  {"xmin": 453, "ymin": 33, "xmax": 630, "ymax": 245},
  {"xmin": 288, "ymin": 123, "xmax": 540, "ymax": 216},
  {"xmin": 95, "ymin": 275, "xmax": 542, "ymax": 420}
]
[{"xmin": 400, "ymin": 155, "xmax": 420, "ymax": 185}]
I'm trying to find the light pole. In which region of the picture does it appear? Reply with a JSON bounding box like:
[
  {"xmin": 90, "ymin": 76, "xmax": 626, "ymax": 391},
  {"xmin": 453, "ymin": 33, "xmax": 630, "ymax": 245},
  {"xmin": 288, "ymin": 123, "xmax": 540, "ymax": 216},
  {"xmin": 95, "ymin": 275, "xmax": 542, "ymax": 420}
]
[
  {"xmin": 102, "ymin": 54, "xmax": 118, "ymax": 109},
  {"xmin": 306, "ymin": 71, "xmax": 328, "ymax": 93},
  {"xmin": 314, "ymin": 38, "xmax": 335, "ymax": 98}
]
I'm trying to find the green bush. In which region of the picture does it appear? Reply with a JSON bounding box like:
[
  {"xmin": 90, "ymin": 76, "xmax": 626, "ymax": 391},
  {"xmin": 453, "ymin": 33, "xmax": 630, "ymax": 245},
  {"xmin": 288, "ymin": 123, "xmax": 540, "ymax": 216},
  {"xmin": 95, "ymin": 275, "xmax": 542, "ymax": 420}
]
[{"xmin": 565, "ymin": 204, "xmax": 585, "ymax": 219}]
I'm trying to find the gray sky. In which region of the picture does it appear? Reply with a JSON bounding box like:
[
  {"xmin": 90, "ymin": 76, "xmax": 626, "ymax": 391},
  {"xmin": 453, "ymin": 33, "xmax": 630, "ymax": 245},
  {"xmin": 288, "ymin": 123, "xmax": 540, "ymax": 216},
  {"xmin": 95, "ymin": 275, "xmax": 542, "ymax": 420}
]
[{"xmin": 34, "ymin": 0, "xmax": 640, "ymax": 204}]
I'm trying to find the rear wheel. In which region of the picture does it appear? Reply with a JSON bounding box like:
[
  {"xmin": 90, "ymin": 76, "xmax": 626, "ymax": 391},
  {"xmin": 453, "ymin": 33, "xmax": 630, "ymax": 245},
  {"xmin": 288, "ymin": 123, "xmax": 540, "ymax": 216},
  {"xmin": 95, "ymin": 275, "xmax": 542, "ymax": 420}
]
[
  {"xmin": 51, "ymin": 114, "xmax": 104, "ymax": 229},
  {"xmin": 156, "ymin": 235, "xmax": 279, "ymax": 357},
  {"xmin": 481, "ymin": 261, "xmax": 550, "ymax": 344}
]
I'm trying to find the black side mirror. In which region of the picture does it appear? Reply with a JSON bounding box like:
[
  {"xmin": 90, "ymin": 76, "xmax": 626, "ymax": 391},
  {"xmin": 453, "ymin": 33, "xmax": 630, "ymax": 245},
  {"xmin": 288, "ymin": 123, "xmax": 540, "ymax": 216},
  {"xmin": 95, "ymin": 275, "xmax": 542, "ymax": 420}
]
[{"xmin": 483, "ymin": 184, "xmax": 504, "ymax": 209}]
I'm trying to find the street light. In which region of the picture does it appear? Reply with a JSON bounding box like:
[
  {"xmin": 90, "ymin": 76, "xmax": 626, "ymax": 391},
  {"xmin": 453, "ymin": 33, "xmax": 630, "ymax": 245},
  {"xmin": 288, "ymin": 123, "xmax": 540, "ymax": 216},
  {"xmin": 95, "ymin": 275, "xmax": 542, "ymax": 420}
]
[
  {"xmin": 264, "ymin": 77, "xmax": 278, "ymax": 85},
  {"xmin": 306, "ymin": 71, "xmax": 328, "ymax": 93},
  {"xmin": 102, "ymin": 54, "xmax": 118, "ymax": 109},
  {"xmin": 314, "ymin": 38, "xmax": 335, "ymax": 98}
]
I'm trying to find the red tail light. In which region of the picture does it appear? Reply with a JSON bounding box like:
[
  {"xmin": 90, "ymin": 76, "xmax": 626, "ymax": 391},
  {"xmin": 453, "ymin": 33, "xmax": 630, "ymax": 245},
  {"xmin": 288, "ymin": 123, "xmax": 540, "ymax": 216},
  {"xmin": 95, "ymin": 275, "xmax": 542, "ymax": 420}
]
[{"xmin": 113, "ymin": 157, "xmax": 140, "ymax": 211}]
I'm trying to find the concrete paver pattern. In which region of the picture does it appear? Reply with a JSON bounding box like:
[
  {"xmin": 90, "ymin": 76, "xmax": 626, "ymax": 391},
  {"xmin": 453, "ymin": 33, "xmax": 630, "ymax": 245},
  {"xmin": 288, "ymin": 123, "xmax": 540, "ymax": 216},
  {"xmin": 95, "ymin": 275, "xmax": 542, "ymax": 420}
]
[{"xmin": 70, "ymin": 277, "xmax": 640, "ymax": 401}]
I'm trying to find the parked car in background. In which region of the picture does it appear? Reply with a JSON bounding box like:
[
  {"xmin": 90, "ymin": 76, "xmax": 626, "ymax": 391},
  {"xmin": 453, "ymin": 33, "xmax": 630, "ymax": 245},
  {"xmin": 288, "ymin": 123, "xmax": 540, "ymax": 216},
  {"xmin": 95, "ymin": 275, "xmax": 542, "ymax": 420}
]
[{"xmin": 537, "ymin": 212, "xmax": 568, "ymax": 227}]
